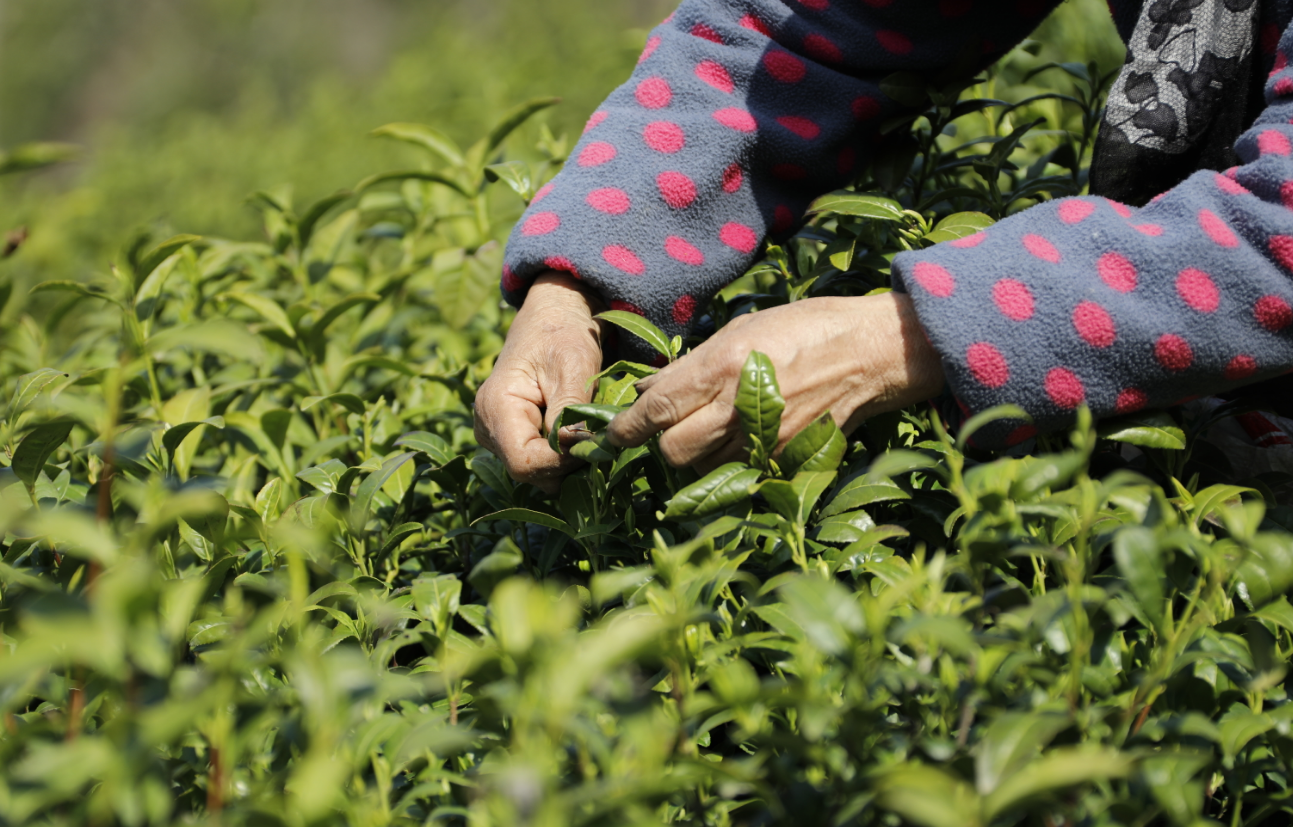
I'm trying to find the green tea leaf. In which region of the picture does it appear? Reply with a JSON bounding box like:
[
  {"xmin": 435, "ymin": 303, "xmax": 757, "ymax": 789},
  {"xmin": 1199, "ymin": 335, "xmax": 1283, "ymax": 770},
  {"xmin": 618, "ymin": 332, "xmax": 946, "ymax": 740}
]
[
  {"xmin": 759, "ymin": 471, "xmax": 835, "ymax": 526},
  {"xmin": 12, "ymin": 420, "xmax": 75, "ymax": 493},
  {"xmin": 473, "ymin": 508, "xmax": 575, "ymax": 537},
  {"xmin": 982, "ymin": 748, "xmax": 1135, "ymax": 821},
  {"xmin": 808, "ymin": 191, "xmax": 904, "ymax": 221},
  {"xmin": 821, "ymin": 477, "xmax": 910, "ymax": 518},
  {"xmin": 956, "ymin": 404, "xmax": 1031, "ymax": 452},
  {"xmin": 975, "ymin": 712, "xmax": 1071, "ymax": 794},
  {"xmin": 370, "ymin": 122, "xmax": 465, "ymax": 166},
  {"xmin": 483, "ymin": 96, "xmax": 561, "ymax": 156},
  {"xmin": 735, "ymin": 351, "xmax": 784, "ymax": 461},
  {"xmin": 780, "ymin": 412, "xmax": 846, "ymax": 476},
  {"xmin": 1113, "ymin": 526, "xmax": 1165, "ymax": 631},
  {"xmin": 350, "ymin": 452, "xmax": 418, "ymax": 535},
  {"xmin": 664, "ymin": 463, "xmax": 761, "ymax": 521},
  {"xmin": 8, "ymin": 368, "xmax": 68, "ymax": 419},
  {"xmin": 594, "ymin": 310, "xmax": 672, "ymax": 359},
  {"xmin": 300, "ymin": 394, "xmax": 367, "ymax": 416},
  {"xmin": 875, "ymin": 764, "xmax": 980, "ymax": 827},
  {"xmin": 221, "ymin": 292, "xmax": 296, "ymax": 339},
  {"xmin": 1099, "ymin": 411, "xmax": 1186, "ymax": 450},
  {"xmin": 395, "ymin": 431, "xmax": 454, "ymax": 467},
  {"xmin": 484, "ymin": 161, "xmax": 533, "ymax": 200},
  {"xmin": 924, "ymin": 212, "xmax": 994, "ymax": 245}
]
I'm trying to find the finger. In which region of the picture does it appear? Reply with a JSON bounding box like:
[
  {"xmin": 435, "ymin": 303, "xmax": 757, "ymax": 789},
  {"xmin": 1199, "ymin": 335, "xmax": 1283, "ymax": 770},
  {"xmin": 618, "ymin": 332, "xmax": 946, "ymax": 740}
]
[
  {"xmin": 657, "ymin": 400, "xmax": 740, "ymax": 468},
  {"xmin": 479, "ymin": 383, "xmax": 574, "ymax": 488},
  {"xmin": 691, "ymin": 433, "xmax": 747, "ymax": 476},
  {"xmin": 609, "ymin": 363, "xmax": 719, "ymax": 448}
]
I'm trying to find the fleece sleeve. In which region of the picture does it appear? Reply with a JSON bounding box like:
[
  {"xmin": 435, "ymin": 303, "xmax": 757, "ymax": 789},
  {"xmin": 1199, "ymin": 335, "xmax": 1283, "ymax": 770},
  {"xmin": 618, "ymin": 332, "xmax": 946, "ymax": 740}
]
[
  {"xmin": 501, "ymin": 0, "xmax": 1064, "ymax": 363},
  {"xmin": 892, "ymin": 22, "xmax": 1293, "ymax": 450}
]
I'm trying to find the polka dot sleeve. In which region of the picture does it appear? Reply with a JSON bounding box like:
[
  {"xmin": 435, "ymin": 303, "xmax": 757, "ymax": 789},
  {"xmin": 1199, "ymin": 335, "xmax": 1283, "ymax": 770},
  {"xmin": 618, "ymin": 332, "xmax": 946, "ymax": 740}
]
[
  {"xmin": 501, "ymin": 0, "xmax": 1065, "ymax": 363},
  {"xmin": 893, "ymin": 20, "xmax": 1293, "ymax": 449}
]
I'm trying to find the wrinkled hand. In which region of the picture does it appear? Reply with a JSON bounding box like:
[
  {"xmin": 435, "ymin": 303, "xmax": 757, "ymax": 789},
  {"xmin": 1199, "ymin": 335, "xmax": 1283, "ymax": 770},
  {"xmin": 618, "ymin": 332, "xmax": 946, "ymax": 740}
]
[
  {"xmin": 607, "ymin": 293, "xmax": 945, "ymax": 473},
  {"xmin": 474, "ymin": 271, "xmax": 603, "ymax": 494}
]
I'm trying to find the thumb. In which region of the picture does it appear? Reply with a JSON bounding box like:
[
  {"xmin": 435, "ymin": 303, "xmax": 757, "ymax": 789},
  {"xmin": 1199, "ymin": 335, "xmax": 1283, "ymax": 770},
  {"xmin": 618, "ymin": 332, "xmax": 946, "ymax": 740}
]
[{"xmin": 540, "ymin": 357, "xmax": 599, "ymax": 436}]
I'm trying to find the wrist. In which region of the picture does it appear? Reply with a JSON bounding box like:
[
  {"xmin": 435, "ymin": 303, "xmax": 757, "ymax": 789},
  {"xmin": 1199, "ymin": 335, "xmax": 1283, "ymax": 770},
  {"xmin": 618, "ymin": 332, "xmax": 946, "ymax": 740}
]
[{"xmin": 528, "ymin": 270, "xmax": 606, "ymax": 316}]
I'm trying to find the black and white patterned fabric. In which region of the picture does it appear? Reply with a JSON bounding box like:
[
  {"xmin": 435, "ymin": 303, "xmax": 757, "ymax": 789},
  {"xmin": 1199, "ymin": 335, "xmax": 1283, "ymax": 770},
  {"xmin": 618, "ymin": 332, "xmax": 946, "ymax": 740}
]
[{"xmin": 1091, "ymin": 0, "xmax": 1262, "ymax": 204}]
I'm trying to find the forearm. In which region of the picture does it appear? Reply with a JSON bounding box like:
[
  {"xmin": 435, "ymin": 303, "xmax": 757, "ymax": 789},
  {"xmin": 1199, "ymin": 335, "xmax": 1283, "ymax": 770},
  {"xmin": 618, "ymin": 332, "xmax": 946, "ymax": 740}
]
[{"xmin": 502, "ymin": 0, "xmax": 1065, "ymax": 361}]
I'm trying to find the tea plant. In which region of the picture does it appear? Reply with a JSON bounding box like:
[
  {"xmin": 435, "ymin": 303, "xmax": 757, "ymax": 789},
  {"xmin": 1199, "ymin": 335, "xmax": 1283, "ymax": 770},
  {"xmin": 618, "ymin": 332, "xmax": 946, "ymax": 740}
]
[{"xmin": 3, "ymin": 44, "xmax": 1293, "ymax": 827}]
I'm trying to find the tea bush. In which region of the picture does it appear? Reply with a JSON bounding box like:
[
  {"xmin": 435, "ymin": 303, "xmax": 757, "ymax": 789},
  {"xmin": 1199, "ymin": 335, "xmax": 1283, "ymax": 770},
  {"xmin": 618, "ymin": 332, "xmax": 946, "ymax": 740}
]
[{"xmin": 3, "ymin": 39, "xmax": 1293, "ymax": 827}]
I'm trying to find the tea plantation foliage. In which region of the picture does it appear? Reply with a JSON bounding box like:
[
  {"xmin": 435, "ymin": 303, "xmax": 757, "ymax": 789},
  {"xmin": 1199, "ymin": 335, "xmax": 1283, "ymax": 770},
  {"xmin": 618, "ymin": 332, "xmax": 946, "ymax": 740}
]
[{"xmin": 5, "ymin": 48, "xmax": 1293, "ymax": 827}]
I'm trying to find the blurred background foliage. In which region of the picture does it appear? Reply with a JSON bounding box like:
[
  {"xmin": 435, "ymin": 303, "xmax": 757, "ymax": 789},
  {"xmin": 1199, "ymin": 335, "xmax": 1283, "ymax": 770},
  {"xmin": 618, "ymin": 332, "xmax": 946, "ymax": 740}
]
[{"xmin": 0, "ymin": 0, "xmax": 1121, "ymax": 290}]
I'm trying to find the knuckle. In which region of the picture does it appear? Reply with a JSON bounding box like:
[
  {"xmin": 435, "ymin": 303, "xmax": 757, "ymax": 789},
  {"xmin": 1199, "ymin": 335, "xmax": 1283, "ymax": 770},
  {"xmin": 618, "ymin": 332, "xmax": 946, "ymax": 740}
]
[{"xmin": 644, "ymin": 391, "xmax": 681, "ymax": 426}]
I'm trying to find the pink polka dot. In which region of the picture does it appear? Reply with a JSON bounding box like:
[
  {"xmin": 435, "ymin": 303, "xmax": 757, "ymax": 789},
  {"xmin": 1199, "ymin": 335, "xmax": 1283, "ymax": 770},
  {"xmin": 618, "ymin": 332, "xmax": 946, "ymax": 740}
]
[
  {"xmin": 1198, "ymin": 209, "xmax": 1239, "ymax": 247},
  {"xmin": 1072, "ymin": 301, "xmax": 1116, "ymax": 347},
  {"xmin": 691, "ymin": 23, "xmax": 723, "ymax": 44},
  {"xmin": 611, "ymin": 299, "xmax": 644, "ymax": 315},
  {"xmin": 638, "ymin": 37, "xmax": 661, "ymax": 64},
  {"xmin": 911, "ymin": 262, "xmax": 955, "ymax": 298},
  {"xmin": 1272, "ymin": 235, "xmax": 1293, "ymax": 270},
  {"xmin": 1275, "ymin": 51, "xmax": 1289, "ymax": 75},
  {"xmin": 739, "ymin": 14, "xmax": 772, "ymax": 36},
  {"xmin": 602, "ymin": 245, "xmax": 645, "ymax": 275},
  {"xmin": 1225, "ymin": 355, "xmax": 1258, "ymax": 381},
  {"xmin": 763, "ymin": 51, "xmax": 807, "ymax": 83},
  {"xmin": 1259, "ymin": 129, "xmax": 1292, "ymax": 156},
  {"xmin": 586, "ymin": 188, "xmax": 631, "ymax": 215},
  {"xmin": 583, "ymin": 111, "xmax": 607, "ymax": 134},
  {"xmin": 644, "ymin": 121, "xmax": 685, "ymax": 153},
  {"xmin": 967, "ymin": 343, "xmax": 1009, "ymax": 388},
  {"xmin": 713, "ymin": 107, "xmax": 757, "ymax": 132},
  {"xmin": 1058, "ymin": 200, "xmax": 1095, "ymax": 224},
  {"xmin": 720, "ymin": 222, "xmax": 759, "ymax": 254},
  {"xmin": 673, "ymin": 295, "xmax": 697, "ymax": 324},
  {"xmin": 722, "ymin": 164, "xmax": 744, "ymax": 193},
  {"xmin": 635, "ymin": 77, "xmax": 673, "ymax": 109},
  {"xmin": 852, "ymin": 96, "xmax": 881, "ymax": 120},
  {"xmin": 876, "ymin": 30, "xmax": 913, "ymax": 55},
  {"xmin": 798, "ymin": 0, "xmax": 829, "ymax": 9},
  {"xmin": 1275, "ymin": 74, "xmax": 1293, "ymax": 93},
  {"xmin": 772, "ymin": 205, "xmax": 796, "ymax": 234},
  {"xmin": 1097, "ymin": 252, "xmax": 1137, "ymax": 292},
  {"xmin": 532, "ymin": 182, "xmax": 554, "ymax": 203},
  {"xmin": 1023, "ymin": 234, "xmax": 1061, "ymax": 263},
  {"xmin": 1045, "ymin": 368, "xmax": 1084, "ymax": 409},
  {"xmin": 501, "ymin": 265, "xmax": 523, "ymax": 293},
  {"xmin": 544, "ymin": 256, "xmax": 579, "ymax": 278},
  {"xmin": 665, "ymin": 236, "xmax": 705, "ymax": 266},
  {"xmin": 1107, "ymin": 199, "xmax": 1133, "ymax": 218},
  {"xmin": 1281, "ymin": 181, "xmax": 1293, "ymax": 209},
  {"xmin": 657, "ymin": 172, "xmax": 696, "ymax": 209},
  {"xmin": 1176, "ymin": 268, "xmax": 1220, "ymax": 313},
  {"xmin": 1255, "ymin": 295, "xmax": 1293, "ymax": 330},
  {"xmin": 777, "ymin": 116, "xmax": 821, "ymax": 140},
  {"xmin": 1263, "ymin": 23, "xmax": 1281, "ymax": 54},
  {"xmin": 1155, "ymin": 334, "xmax": 1193, "ymax": 372},
  {"xmin": 772, "ymin": 164, "xmax": 807, "ymax": 181},
  {"xmin": 1006, "ymin": 425, "xmax": 1037, "ymax": 447},
  {"xmin": 951, "ymin": 232, "xmax": 987, "ymax": 248},
  {"xmin": 804, "ymin": 34, "xmax": 842, "ymax": 63},
  {"xmin": 696, "ymin": 60, "xmax": 734, "ymax": 93},
  {"xmin": 579, "ymin": 142, "xmax": 617, "ymax": 167},
  {"xmin": 1116, "ymin": 388, "xmax": 1148, "ymax": 414},
  {"xmin": 838, "ymin": 146, "xmax": 856, "ymax": 175},
  {"xmin": 1216, "ymin": 172, "xmax": 1250, "ymax": 195},
  {"xmin": 1134, "ymin": 224, "xmax": 1163, "ymax": 236},
  {"xmin": 992, "ymin": 279, "xmax": 1034, "ymax": 321},
  {"xmin": 522, "ymin": 212, "xmax": 560, "ymax": 236}
]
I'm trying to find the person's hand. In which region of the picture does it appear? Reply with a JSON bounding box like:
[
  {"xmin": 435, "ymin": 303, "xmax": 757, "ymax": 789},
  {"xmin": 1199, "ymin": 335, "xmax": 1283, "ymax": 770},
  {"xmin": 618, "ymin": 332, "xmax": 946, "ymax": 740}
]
[
  {"xmin": 474, "ymin": 271, "xmax": 603, "ymax": 494},
  {"xmin": 607, "ymin": 293, "xmax": 945, "ymax": 473}
]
